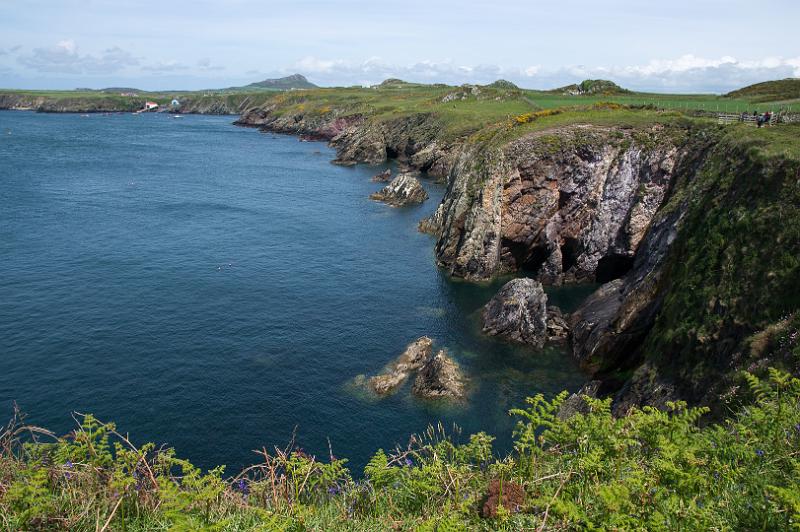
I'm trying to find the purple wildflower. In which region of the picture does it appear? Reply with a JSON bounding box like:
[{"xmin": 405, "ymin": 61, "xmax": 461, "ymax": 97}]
[
  {"xmin": 404, "ymin": 457, "xmax": 413, "ymax": 467},
  {"xmin": 328, "ymin": 485, "xmax": 340, "ymax": 495},
  {"xmin": 756, "ymin": 449, "xmax": 765, "ymax": 457},
  {"xmin": 237, "ymin": 478, "xmax": 250, "ymax": 495}
]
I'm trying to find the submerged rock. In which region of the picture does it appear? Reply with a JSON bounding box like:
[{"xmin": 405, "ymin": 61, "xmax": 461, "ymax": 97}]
[
  {"xmin": 369, "ymin": 174, "xmax": 428, "ymax": 206},
  {"xmin": 482, "ymin": 278, "xmax": 548, "ymax": 348},
  {"xmin": 369, "ymin": 337, "xmax": 434, "ymax": 394},
  {"xmin": 412, "ymin": 349, "xmax": 465, "ymax": 399},
  {"xmin": 371, "ymin": 168, "xmax": 392, "ymax": 182}
]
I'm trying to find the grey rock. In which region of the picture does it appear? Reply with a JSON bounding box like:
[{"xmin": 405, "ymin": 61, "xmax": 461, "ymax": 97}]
[
  {"xmin": 371, "ymin": 169, "xmax": 392, "ymax": 182},
  {"xmin": 482, "ymin": 278, "xmax": 549, "ymax": 348},
  {"xmin": 369, "ymin": 337, "xmax": 434, "ymax": 394},
  {"xmin": 546, "ymin": 306, "xmax": 570, "ymax": 343},
  {"xmin": 370, "ymin": 174, "xmax": 428, "ymax": 206},
  {"xmin": 412, "ymin": 349, "xmax": 466, "ymax": 399},
  {"xmin": 557, "ymin": 380, "xmax": 602, "ymax": 420}
]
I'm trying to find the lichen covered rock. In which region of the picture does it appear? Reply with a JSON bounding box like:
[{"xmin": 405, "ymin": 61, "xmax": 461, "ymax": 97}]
[
  {"xmin": 370, "ymin": 174, "xmax": 428, "ymax": 206},
  {"xmin": 482, "ymin": 278, "xmax": 549, "ymax": 347}
]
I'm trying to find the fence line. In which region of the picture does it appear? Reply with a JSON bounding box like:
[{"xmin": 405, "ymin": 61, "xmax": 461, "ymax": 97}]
[{"xmin": 716, "ymin": 112, "xmax": 800, "ymax": 125}]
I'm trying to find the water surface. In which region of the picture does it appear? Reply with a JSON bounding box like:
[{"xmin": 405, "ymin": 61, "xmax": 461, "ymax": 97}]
[{"xmin": 0, "ymin": 112, "xmax": 589, "ymax": 472}]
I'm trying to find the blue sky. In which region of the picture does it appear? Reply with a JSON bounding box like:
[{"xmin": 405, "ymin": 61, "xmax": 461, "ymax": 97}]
[{"xmin": 1, "ymin": 0, "xmax": 798, "ymax": 92}]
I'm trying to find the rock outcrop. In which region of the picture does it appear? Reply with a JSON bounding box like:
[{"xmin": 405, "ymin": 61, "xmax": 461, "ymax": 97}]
[
  {"xmin": 482, "ymin": 278, "xmax": 549, "ymax": 347},
  {"xmin": 370, "ymin": 174, "xmax": 428, "ymax": 206},
  {"xmin": 369, "ymin": 337, "xmax": 434, "ymax": 394},
  {"xmin": 412, "ymin": 350, "xmax": 466, "ymax": 399},
  {"xmin": 371, "ymin": 169, "xmax": 392, "ymax": 182},
  {"xmin": 432, "ymin": 126, "xmax": 678, "ymax": 283}
]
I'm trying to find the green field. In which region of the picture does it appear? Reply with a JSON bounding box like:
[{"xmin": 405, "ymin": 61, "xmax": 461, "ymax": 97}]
[{"xmin": 2, "ymin": 78, "xmax": 798, "ymax": 118}]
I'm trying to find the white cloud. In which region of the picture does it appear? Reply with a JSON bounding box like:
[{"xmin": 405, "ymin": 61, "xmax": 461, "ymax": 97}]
[
  {"xmin": 285, "ymin": 55, "xmax": 800, "ymax": 93},
  {"xmin": 18, "ymin": 41, "xmax": 139, "ymax": 74}
]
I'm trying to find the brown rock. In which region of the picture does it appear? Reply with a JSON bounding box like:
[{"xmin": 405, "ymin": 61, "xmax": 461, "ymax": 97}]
[
  {"xmin": 412, "ymin": 349, "xmax": 465, "ymax": 399},
  {"xmin": 369, "ymin": 337, "xmax": 434, "ymax": 394}
]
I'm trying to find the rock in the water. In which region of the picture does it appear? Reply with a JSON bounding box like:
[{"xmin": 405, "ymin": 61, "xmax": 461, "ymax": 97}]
[
  {"xmin": 482, "ymin": 278, "xmax": 548, "ymax": 347},
  {"xmin": 546, "ymin": 306, "xmax": 570, "ymax": 343},
  {"xmin": 369, "ymin": 174, "xmax": 428, "ymax": 206},
  {"xmin": 371, "ymin": 168, "xmax": 392, "ymax": 182},
  {"xmin": 412, "ymin": 349, "xmax": 465, "ymax": 399},
  {"xmin": 369, "ymin": 337, "xmax": 434, "ymax": 394}
]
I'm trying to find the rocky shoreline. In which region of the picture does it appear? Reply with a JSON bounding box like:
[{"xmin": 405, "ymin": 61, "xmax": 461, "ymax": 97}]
[{"xmin": 232, "ymin": 102, "xmax": 799, "ymax": 417}]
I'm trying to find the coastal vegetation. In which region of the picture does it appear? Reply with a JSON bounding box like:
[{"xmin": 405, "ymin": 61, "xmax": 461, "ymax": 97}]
[{"xmin": 1, "ymin": 369, "xmax": 798, "ymax": 530}]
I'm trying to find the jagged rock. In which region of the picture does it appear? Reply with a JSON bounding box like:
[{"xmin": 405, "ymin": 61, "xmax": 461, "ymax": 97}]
[
  {"xmin": 482, "ymin": 278, "xmax": 549, "ymax": 347},
  {"xmin": 369, "ymin": 337, "xmax": 433, "ymax": 394},
  {"xmin": 370, "ymin": 174, "xmax": 428, "ymax": 206},
  {"xmin": 546, "ymin": 306, "xmax": 570, "ymax": 342},
  {"xmin": 418, "ymin": 203, "xmax": 446, "ymax": 235},
  {"xmin": 556, "ymin": 380, "xmax": 602, "ymax": 420},
  {"xmin": 371, "ymin": 169, "xmax": 392, "ymax": 182},
  {"xmin": 433, "ymin": 126, "xmax": 678, "ymax": 282},
  {"xmin": 412, "ymin": 350, "xmax": 465, "ymax": 399}
]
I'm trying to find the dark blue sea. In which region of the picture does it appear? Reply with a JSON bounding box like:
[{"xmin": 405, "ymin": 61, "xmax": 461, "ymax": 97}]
[{"xmin": 0, "ymin": 111, "xmax": 590, "ymax": 473}]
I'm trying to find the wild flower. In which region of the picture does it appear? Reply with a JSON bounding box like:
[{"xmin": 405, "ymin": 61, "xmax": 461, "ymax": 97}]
[
  {"xmin": 236, "ymin": 478, "xmax": 250, "ymax": 495},
  {"xmin": 756, "ymin": 449, "xmax": 765, "ymax": 457},
  {"xmin": 404, "ymin": 457, "xmax": 413, "ymax": 467}
]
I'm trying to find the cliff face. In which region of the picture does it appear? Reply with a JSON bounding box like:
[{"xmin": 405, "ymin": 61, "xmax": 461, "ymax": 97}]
[
  {"xmin": 429, "ymin": 126, "xmax": 680, "ymax": 283},
  {"xmin": 235, "ymin": 108, "xmax": 458, "ymax": 178},
  {"xmin": 239, "ymin": 103, "xmax": 799, "ymax": 415}
]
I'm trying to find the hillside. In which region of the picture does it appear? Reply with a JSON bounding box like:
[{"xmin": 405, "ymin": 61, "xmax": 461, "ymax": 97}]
[
  {"xmin": 236, "ymin": 73, "xmax": 317, "ymax": 91},
  {"xmin": 550, "ymin": 78, "xmax": 631, "ymax": 96},
  {"xmin": 725, "ymin": 78, "xmax": 800, "ymax": 102}
]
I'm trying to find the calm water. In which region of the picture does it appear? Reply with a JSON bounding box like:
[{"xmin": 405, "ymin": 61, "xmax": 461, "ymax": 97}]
[{"xmin": 0, "ymin": 111, "xmax": 590, "ymax": 472}]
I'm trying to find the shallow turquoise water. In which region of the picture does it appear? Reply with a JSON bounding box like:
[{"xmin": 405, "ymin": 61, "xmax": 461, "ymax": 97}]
[{"xmin": 0, "ymin": 111, "xmax": 590, "ymax": 472}]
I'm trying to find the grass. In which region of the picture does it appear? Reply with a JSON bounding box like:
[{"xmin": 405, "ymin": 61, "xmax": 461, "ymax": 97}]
[
  {"xmin": 1, "ymin": 369, "xmax": 798, "ymax": 530},
  {"xmin": 3, "ymin": 79, "xmax": 799, "ymax": 118}
]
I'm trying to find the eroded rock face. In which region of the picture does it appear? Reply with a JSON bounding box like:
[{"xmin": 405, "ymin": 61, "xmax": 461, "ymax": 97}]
[
  {"xmin": 412, "ymin": 350, "xmax": 466, "ymax": 399},
  {"xmin": 433, "ymin": 126, "xmax": 679, "ymax": 283},
  {"xmin": 482, "ymin": 278, "xmax": 549, "ymax": 348},
  {"xmin": 371, "ymin": 169, "xmax": 392, "ymax": 182},
  {"xmin": 369, "ymin": 337, "xmax": 433, "ymax": 394},
  {"xmin": 370, "ymin": 174, "xmax": 428, "ymax": 206}
]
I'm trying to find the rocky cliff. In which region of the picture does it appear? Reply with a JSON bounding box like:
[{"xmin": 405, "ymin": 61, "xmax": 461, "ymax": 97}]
[{"xmin": 235, "ymin": 100, "xmax": 800, "ymax": 416}]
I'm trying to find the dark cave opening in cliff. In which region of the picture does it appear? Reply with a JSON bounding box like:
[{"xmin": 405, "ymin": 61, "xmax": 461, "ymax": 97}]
[
  {"xmin": 560, "ymin": 238, "xmax": 580, "ymax": 273},
  {"xmin": 385, "ymin": 146, "xmax": 399, "ymax": 159},
  {"xmin": 503, "ymin": 239, "xmax": 549, "ymax": 275},
  {"xmin": 596, "ymin": 254, "xmax": 635, "ymax": 283}
]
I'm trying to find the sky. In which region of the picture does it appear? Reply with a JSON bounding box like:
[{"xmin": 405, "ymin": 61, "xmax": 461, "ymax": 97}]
[{"xmin": 1, "ymin": 0, "xmax": 799, "ymax": 93}]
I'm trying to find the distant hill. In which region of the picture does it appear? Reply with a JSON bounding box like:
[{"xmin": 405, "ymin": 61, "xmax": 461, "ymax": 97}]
[
  {"xmin": 551, "ymin": 79, "xmax": 630, "ymax": 96},
  {"xmin": 487, "ymin": 79, "xmax": 519, "ymax": 90},
  {"xmin": 725, "ymin": 78, "xmax": 800, "ymax": 102},
  {"xmin": 236, "ymin": 74, "xmax": 317, "ymax": 91}
]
